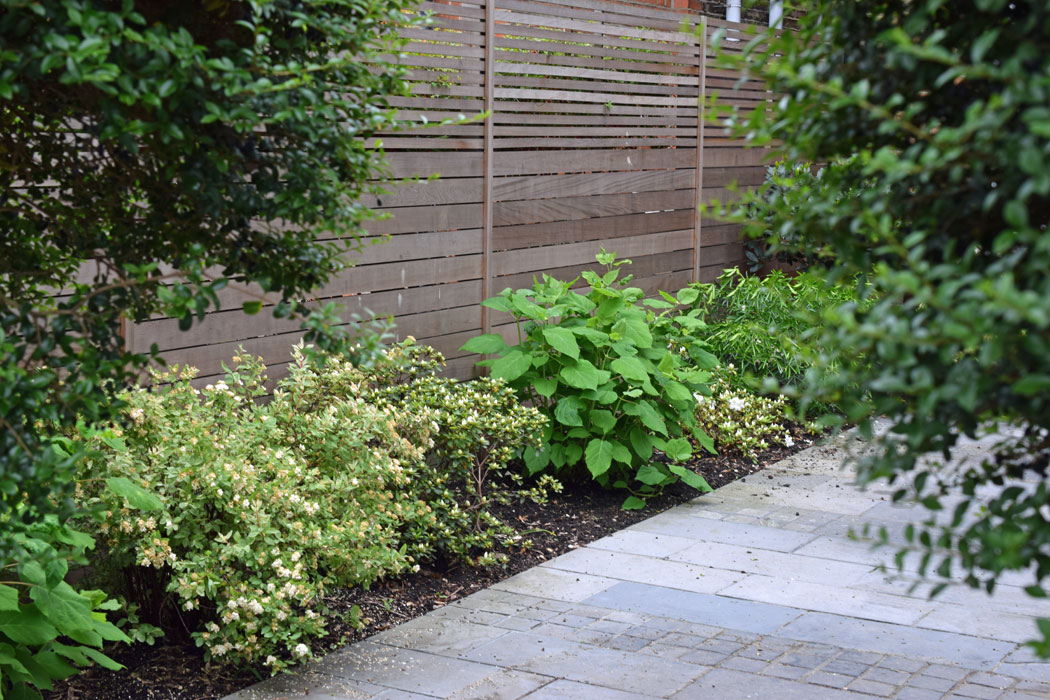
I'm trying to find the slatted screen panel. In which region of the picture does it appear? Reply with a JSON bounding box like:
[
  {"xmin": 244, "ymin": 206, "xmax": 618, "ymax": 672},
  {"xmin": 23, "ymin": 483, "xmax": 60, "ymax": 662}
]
[{"xmin": 129, "ymin": 0, "xmax": 770, "ymax": 384}]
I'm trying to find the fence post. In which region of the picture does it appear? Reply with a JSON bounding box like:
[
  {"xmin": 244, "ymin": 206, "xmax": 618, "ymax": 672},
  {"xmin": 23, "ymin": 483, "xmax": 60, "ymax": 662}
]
[
  {"xmin": 693, "ymin": 18, "xmax": 707, "ymax": 284},
  {"xmin": 480, "ymin": 0, "xmax": 496, "ymax": 337}
]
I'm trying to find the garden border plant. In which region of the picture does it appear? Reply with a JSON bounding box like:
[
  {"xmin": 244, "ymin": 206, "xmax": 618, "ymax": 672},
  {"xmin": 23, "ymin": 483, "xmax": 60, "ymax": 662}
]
[{"xmin": 462, "ymin": 251, "xmax": 719, "ymax": 510}]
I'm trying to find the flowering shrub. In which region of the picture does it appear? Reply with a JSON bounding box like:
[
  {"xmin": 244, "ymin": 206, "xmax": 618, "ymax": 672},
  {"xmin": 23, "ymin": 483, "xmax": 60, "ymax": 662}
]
[
  {"xmin": 76, "ymin": 341, "xmax": 546, "ymax": 672},
  {"xmin": 357, "ymin": 341, "xmax": 549, "ymax": 565},
  {"xmin": 78, "ymin": 348, "xmax": 433, "ymax": 672},
  {"xmin": 692, "ymin": 366, "xmax": 808, "ymax": 461}
]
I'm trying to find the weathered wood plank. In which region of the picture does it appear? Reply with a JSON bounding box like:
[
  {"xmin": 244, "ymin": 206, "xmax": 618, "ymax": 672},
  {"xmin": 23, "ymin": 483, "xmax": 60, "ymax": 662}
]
[
  {"xmin": 493, "ymin": 209, "xmax": 694, "ymax": 251},
  {"xmin": 493, "ymin": 189, "xmax": 695, "ymax": 226},
  {"xmin": 492, "ymin": 228, "xmax": 693, "ymax": 277}
]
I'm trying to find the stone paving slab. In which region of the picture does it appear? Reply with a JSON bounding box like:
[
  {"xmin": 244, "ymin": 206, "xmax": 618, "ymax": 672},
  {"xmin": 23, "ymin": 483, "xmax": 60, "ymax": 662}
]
[{"xmin": 227, "ymin": 431, "xmax": 1050, "ymax": 700}]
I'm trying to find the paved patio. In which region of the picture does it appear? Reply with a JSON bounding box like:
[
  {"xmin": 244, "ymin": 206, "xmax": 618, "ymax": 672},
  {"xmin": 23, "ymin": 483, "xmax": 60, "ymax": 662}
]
[{"xmin": 228, "ymin": 431, "xmax": 1050, "ymax": 700}]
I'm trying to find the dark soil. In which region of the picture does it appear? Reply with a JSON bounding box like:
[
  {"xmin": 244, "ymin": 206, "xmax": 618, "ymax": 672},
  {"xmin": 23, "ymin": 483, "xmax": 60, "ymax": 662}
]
[{"xmin": 47, "ymin": 425, "xmax": 817, "ymax": 700}]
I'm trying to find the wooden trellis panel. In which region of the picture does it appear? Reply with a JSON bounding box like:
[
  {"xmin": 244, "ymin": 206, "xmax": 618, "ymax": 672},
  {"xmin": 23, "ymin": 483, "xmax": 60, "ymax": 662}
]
[{"xmin": 134, "ymin": 0, "xmax": 770, "ymax": 384}]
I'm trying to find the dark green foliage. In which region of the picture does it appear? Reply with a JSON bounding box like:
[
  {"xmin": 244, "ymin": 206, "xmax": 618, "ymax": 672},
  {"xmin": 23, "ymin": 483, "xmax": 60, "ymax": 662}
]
[
  {"xmin": 710, "ymin": 0, "xmax": 1050, "ymax": 649},
  {"xmin": 462, "ymin": 252, "xmax": 717, "ymax": 510},
  {"xmin": 1, "ymin": 0, "xmax": 419, "ymax": 691}
]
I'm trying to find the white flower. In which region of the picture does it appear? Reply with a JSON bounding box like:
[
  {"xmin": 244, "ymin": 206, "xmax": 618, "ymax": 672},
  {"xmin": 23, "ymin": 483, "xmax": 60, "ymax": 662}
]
[
  {"xmin": 248, "ymin": 600, "xmax": 264, "ymax": 615},
  {"xmin": 128, "ymin": 407, "xmax": 145, "ymax": 424},
  {"xmin": 784, "ymin": 435, "xmax": 795, "ymax": 447},
  {"xmin": 727, "ymin": 397, "xmax": 746, "ymax": 412},
  {"xmin": 184, "ymin": 600, "xmax": 195, "ymax": 611},
  {"xmin": 293, "ymin": 643, "xmax": 310, "ymax": 658},
  {"xmin": 265, "ymin": 655, "xmax": 278, "ymax": 666}
]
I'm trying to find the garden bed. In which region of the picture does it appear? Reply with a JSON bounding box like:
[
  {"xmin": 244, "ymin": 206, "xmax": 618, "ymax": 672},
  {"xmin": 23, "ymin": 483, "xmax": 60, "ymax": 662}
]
[{"xmin": 48, "ymin": 424, "xmax": 816, "ymax": 700}]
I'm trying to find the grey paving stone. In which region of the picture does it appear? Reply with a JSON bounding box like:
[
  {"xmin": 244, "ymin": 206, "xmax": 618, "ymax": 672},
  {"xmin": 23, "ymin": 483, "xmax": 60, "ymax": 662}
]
[
  {"xmin": 542, "ymin": 548, "xmax": 743, "ymax": 595},
  {"xmin": 314, "ymin": 643, "xmax": 504, "ymax": 698},
  {"xmin": 548, "ymin": 613, "xmax": 596, "ymax": 628},
  {"xmin": 589, "ymin": 619, "xmax": 634, "ymax": 635},
  {"xmin": 669, "ymin": 541, "xmax": 875, "ymax": 586},
  {"xmin": 583, "ymin": 582, "xmax": 803, "ymax": 635},
  {"xmin": 837, "ymin": 650, "xmax": 885, "ymax": 665},
  {"xmin": 605, "ymin": 636, "xmax": 650, "ymax": 652},
  {"xmin": 822, "ymin": 659, "xmax": 869, "ymax": 677},
  {"xmin": 719, "ymin": 656, "xmax": 769, "ymax": 673},
  {"xmin": 371, "ymin": 690, "xmax": 435, "ymax": 700},
  {"xmin": 448, "ymin": 669, "xmax": 551, "ymax": 700},
  {"xmin": 1002, "ymin": 693, "xmax": 1050, "ymax": 700},
  {"xmin": 223, "ymin": 671, "xmax": 379, "ymax": 699},
  {"xmin": 781, "ymin": 652, "xmax": 828, "ymax": 669},
  {"xmin": 954, "ymin": 682, "xmax": 1006, "ymax": 699},
  {"xmin": 896, "ymin": 689, "xmax": 946, "ymax": 700},
  {"xmin": 493, "ymin": 567, "xmax": 618, "ymax": 603},
  {"xmin": 917, "ymin": 603, "xmax": 1042, "ymax": 643},
  {"xmin": 910, "ymin": 675, "xmax": 959, "ymax": 692},
  {"xmin": 878, "ymin": 656, "xmax": 927, "ymax": 673},
  {"xmin": 493, "ymin": 615, "xmax": 542, "ymax": 632},
  {"xmin": 996, "ymin": 662, "xmax": 1050, "ymax": 684},
  {"xmin": 968, "ymin": 672, "xmax": 1015, "ymax": 689},
  {"xmin": 794, "ymin": 536, "xmax": 899, "ymax": 569},
  {"xmin": 698, "ymin": 638, "xmax": 745, "ymax": 655},
  {"xmin": 463, "ymin": 631, "xmax": 579, "ymax": 668},
  {"xmin": 761, "ymin": 663, "xmax": 809, "ymax": 680},
  {"xmin": 926, "ymin": 665, "xmax": 973, "ymax": 681},
  {"xmin": 808, "ymin": 671, "xmax": 852, "ymax": 689},
  {"xmin": 631, "ymin": 512, "xmax": 818, "ymax": 553},
  {"xmin": 510, "ymin": 642, "xmax": 708, "ymax": 697},
  {"xmin": 846, "ymin": 679, "xmax": 896, "ymax": 696},
  {"xmin": 862, "ymin": 667, "xmax": 911, "ymax": 685},
  {"xmin": 671, "ymin": 668, "xmax": 869, "ymax": 699},
  {"xmin": 522, "ymin": 679, "xmax": 662, "ymax": 700},
  {"xmin": 642, "ymin": 643, "xmax": 692, "ymax": 660},
  {"xmin": 372, "ymin": 617, "xmax": 509, "ymax": 656},
  {"xmin": 1013, "ymin": 679, "xmax": 1050, "ymax": 694},
  {"xmin": 778, "ymin": 612, "xmax": 1014, "ymax": 669},
  {"xmin": 719, "ymin": 574, "xmax": 934, "ymax": 625},
  {"xmin": 736, "ymin": 644, "xmax": 782, "ymax": 662},
  {"xmin": 625, "ymin": 625, "xmax": 674, "ymax": 641},
  {"xmin": 588, "ymin": 530, "xmax": 698, "ymax": 558},
  {"xmin": 678, "ymin": 649, "xmax": 731, "ymax": 666}
]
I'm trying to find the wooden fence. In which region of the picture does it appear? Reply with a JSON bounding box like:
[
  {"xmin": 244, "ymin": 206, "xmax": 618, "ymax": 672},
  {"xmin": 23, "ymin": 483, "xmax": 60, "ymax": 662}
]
[{"xmin": 129, "ymin": 0, "xmax": 770, "ymax": 383}]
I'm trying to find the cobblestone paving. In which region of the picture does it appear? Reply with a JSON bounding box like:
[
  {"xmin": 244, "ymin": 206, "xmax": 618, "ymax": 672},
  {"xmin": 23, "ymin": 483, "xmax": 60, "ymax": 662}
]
[{"xmin": 228, "ymin": 431, "xmax": 1050, "ymax": 700}]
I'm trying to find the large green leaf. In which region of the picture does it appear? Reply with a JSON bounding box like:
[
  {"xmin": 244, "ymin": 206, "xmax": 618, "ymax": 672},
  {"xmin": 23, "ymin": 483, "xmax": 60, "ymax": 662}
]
[
  {"xmin": 0, "ymin": 606, "xmax": 58, "ymax": 646},
  {"xmin": 584, "ymin": 438, "xmax": 613, "ymax": 477},
  {"xmin": 481, "ymin": 295, "xmax": 513, "ymax": 313},
  {"xmin": 79, "ymin": 646, "xmax": 125, "ymax": 671},
  {"xmin": 610, "ymin": 356, "xmax": 649, "ymax": 382},
  {"xmin": 559, "ymin": 359, "xmax": 608, "ymax": 390},
  {"xmin": 0, "ymin": 585, "xmax": 19, "ymax": 612},
  {"xmin": 623, "ymin": 400, "xmax": 667, "ymax": 435},
  {"xmin": 609, "ymin": 441, "xmax": 633, "ymax": 465},
  {"xmin": 554, "ymin": 396, "xmax": 584, "ymax": 427},
  {"xmin": 662, "ymin": 380, "xmax": 693, "ymax": 403},
  {"xmin": 663, "ymin": 437, "xmax": 693, "ymax": 462},
  {"xmin": 459, "ymin": 334, "xmax": 507, "ymax": 354},
  {"xmin": 105, "ymin": 477, "xmax": 163, "ymax": 511},
  {"xmin": 623, "ymin": 318, "xmax": 653, "ymax": 348},
  {"xmin": 570, "ymin": 326, "xmax": 609, "ymax": 345},
  {"xmin": 523, "ymin": 446, "xmax": 550, "ymax": 475},
  {"xmin": 676, "ymin": 286, "xmax": 700, "ymax": 305},
  {"xmin": 30, "ymin": 582, "xmax": 95, "ymax": 635},
  {"xmin": 542, "ymin": 327, "xmax": 580, "ymax": 360},
  {"xmin": 622, "ymin": 496, "xmax": 646, "ymax": 510},
  {"xmin": 669, "ymin": 465, "xmax": 712, "ymax": 492},
  {"xmin": 532, "ymin": 376, "xmax": 558, "ymax": 397},
  {"xmin": 635, "ymin": 464, "xmax": 668, "ymax": 485},
  {"xmin": 490, "ymin": 351, "xmax": 533, "ymax": 381},
  {"xmin": 629, "ymin": 426, "xmax": 653, "ymax": 461},
  {"xmin": 588, "ymin": 409, "xmax": 617, "ymax": 433}
]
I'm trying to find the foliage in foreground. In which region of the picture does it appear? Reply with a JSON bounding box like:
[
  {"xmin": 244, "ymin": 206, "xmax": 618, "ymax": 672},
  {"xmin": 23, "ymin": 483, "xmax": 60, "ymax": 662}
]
[
  {"xmin": 76, "ymin": 343, "xmax": 545, "ymax": 673},
  {"xmin": 710, "ymin": 0, "xmax": 1050, "ymax": 650},
  {"xmin": 463, "ymin": 252, "xmax": 717, "ymax": 509},
  {"xmin": 690, "ymin": 268, "xmax": 872, "ymax": 391}
]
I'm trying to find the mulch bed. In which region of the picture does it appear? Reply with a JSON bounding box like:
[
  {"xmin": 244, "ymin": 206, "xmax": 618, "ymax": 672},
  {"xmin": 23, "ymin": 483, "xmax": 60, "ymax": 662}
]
[{"xmin": 48, "ymin": 424, "xmax": 818, "ymax": 700}]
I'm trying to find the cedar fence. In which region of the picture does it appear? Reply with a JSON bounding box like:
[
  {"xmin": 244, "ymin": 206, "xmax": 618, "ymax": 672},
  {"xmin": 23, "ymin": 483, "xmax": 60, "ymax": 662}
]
[{"xmin": 127, "ymin": 0, "xmax": 772, "ymax": 383}]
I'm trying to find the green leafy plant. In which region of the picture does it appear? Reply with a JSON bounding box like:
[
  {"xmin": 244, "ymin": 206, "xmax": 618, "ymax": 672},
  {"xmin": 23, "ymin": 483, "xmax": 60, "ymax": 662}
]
[
  {"xmin": 690, "ymin": 268, "xmax": 871, "ymax": 389},
  {"xmin": 708, "ymin": 0, "xmax": 1050, "ymax": 652},
  {"xmin": 693, "ymin": 365, "xmax": 808, "ymax": 462},
  {"xmin": 0, "ymin": 519, "xmax": 129, "ymax": 699},
  {"xmin": 78, "ymin": 348, "xmax": 434, "ymax": 673},
  {"xmin": 462, "ymin": 252, "xmax": 718, "ymax": 510},
  {"xmin": 351, "ymin": 341, "xmax": 550, "ymax": 567}
]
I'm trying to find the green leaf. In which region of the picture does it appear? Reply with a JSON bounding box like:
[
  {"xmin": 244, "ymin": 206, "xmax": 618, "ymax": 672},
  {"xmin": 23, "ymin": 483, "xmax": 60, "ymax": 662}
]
[
  {"xmin": 669, "ymin": 465, "xmax": 712, "ymax": 492},
  {"xmin": 609, "ymin": 440, "xmax": 632, "ymax": 465},
  {"xmin": 19, "ymin": 561, "xmax": 45, "ymax": 587},
  {"xmin": 656, "ymin": 351, "xmax": 676, "ymax": 376},
  {"xmin": 1012, "ymin": 375, "xmax": 1050, "ymax": 396},
  {"xmin": 622, "ymin": 496, "xmax": 646, "ymax": 510},
  {"xmin": 610, "ymin": 356, "xmax": 649, "ymax": 382},
  {"xmin": 490, "ymin": 351, "xmax": 533, "ymax": 381},
  {"xmin": 532, "ymin": 377, "xmax": 557, "ymax": 397},
  {"xmin": 480, "ymin": 295, "xmax": 513, "ymax": 313},
  {"xmin": 622, "ymin": 318, "xmax": 653, "ymax": 348},
  {"xmin": 635, "ymin": 464, "xmax": 667, "ymax": 485},
  {"xmin": 105, "ymin": 477, "xmax": 162, "ymax": 511},
  {"xmin": 0, "ymin": 642, "xmax": 30, "ymax": 674},
  {"xmin": 79, "ymin": 646, "xmax": 125, "ymax": 671},
  {"xmin": 460, "ymin": 334, "xmax": 507, "ymax": 354},
  {"xmin": 559, "ymin": 359, "xmax": 608, "ymax": 390},
  {"xmin": 542, "ymin": 327, "xmax": 580, "ymax": 360},
  {"xmin": 691, "ymin": 348, "xmax": 719, "ymax": 370},
  {"xmin": 554, "ymin": 396, "xmax": 584, "ymax": 427},
  {"xmin": 629, "ymin": 427, "xmax": 653, "ymax": 461},
  {"xmin": 30, "ymin": 582, "xmax": 95, "ymax": 635},
  {"xmin": 662, "ymin": 380, "xmax": 692, "ymax": 402},
  {"xmin": 241, "ymin": 300, "xmax": 263, "ymax": 315},
  {"xmin": 564, "ymin": 443, "xmax": 583, "ymax": 465},
  {"xmin": 676, "ymin": 286, "xmax": 699, "ymax": 305},
  {"xmin": 0, "ymin": 585, "xmax": 19, "ymax": 612},
  {"xmin": 29, "ymin": 651, "xmax": 77, "ymax": 682},
  {"xmin": 693, "ymin": 426, "xmax": 717, "ymax": 455},
  {"xmin": 0, "ymin": 606, "xmax": 58, "ymax": 645},
  {"xmin": 585, "ymin": 438, "xmax": 614, "ymax": 477},
  {"xmin": 623, "ymin": 400, "xmax": 667, "ymax": 435},
  {"xmin": 588, "ymin": 409, "xmax": 617, "ymax": 433},
  {"xmin": 571, "ymin": 327, "xmax": 610, "ymax": 345},
  {"xmin": 663, "ymin": 437, "xmax": 693, "ymax": 462}
]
